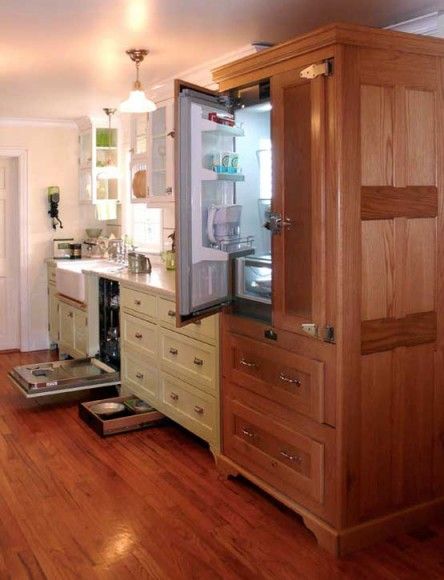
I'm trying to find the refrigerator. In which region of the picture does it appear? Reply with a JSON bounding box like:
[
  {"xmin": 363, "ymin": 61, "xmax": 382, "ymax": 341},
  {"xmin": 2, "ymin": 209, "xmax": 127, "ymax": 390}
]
[{"xmin": 175, "ymin": 80, "xmax": 272, "ymax": 325}]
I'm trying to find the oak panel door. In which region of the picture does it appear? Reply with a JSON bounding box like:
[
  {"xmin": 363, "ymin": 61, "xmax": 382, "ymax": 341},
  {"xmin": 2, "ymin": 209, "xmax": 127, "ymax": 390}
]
[
  {"xmin": 0, "ymin": 157, "xmax": 20, "ymax": 350},
  {"xmin": 271, "ymin": 63, "xmax": 333, "ymax": 339}
]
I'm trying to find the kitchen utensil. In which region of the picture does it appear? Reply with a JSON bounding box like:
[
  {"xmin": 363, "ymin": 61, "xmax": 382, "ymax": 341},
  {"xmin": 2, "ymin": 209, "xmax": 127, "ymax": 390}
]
[
  {"xmin": 132, "ymin": 169, "xmax": 147, "ymax": 199},
  {"xmin": 128, "ymin": 252, "xmax": 151, "ymax": 274},
  {"xmin": 90, "ymin": 402, "xmax": 126, "ymax": 416}
]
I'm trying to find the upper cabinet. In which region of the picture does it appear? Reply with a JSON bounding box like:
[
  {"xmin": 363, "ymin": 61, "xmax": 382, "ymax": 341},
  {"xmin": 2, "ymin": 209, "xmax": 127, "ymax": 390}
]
[
  {"xmin": 129, "ymin": 113, "xmax": 149, "ymax": 203},
  {"xmin": 147, "ymin": 98, "xmax": 175, "ymax": 204},
  {"xmin": 78, "ymin": 117, "xmax": 119, "ymax": 205}
]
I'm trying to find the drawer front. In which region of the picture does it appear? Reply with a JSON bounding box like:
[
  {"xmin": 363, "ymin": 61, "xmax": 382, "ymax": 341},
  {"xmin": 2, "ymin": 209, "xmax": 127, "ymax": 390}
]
[
  {"xmin": 160, "ymin": 373, "xmax": 215, "ymax": 441},
  {"xmin": 122, "ymin": 349, "xmax": 158, "ymax": 401},
  {"xmin": 157, "ymin": 297, "xmax": 217, "ymax": 343},
  {"xmin": 159, "ymin": 328, "xmax": 216, "ymax": 393},
  {"xmin": 122, "ymin": 313, "xmax": 157, "ymax": 359},
  {"xmin": 225, "ymin": 334, "xmax": 324, "ymax": 423},
  {"xmin": 121, "ymin": 286, "xmax": 156, "ymax": 320},
  {"xmin": 48, "ymin": 265, "xmax": 57, "ymax": 285},
  {"xmin": 224, "ymin": 398, "xmax": 324, "ymax": 505}
]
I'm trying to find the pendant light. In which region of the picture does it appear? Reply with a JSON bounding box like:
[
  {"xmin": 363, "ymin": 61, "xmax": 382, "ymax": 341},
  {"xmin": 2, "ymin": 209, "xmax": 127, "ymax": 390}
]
[{"xmin": 119, "ymin": 49, "xmax": 157, "ymax": 113}]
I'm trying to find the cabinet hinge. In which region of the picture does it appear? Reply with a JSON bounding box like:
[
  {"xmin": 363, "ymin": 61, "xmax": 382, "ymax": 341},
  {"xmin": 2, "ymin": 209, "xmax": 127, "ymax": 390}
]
[
  {"xmin": 300, "ymin": 59, "xmax": 333, "ymax": 80},
  {"xmin": 48, "ymin": 323, "xmax": 50, "ymax": 331},
  {"xmin": 301, "ymin": 323, "xmax": 335, "ymax": 343}
]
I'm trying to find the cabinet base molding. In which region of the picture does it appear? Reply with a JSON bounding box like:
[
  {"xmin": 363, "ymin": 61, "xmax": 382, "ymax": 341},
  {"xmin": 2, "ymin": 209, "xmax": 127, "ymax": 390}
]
[
  {"xmin": 339, "ymin": 497, "xmax": 444, "ymax": 556},
  {"xmin": 215, "ymin": 454, "xmax": 339, "ymax": 555},
  {"xmin": 216, "ymin": 455, "xmax": 444, "ymax": 557}
]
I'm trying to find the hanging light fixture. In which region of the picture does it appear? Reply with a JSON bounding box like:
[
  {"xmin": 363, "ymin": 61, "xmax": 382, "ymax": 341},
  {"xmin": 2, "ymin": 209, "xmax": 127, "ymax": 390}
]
[{"xmin": 119, "ymin": 49, "xmax": 157, "ymax": 113}]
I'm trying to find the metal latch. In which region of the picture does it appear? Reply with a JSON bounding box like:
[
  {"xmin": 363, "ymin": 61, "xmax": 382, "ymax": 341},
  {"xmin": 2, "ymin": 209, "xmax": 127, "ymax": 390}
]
[
  {"xmin": 301, "ymin": 323, "xmax": 335, "ymax": 343},
  {"xmin": 300, "ymin": 59, "xmax": 333, "ymax": 80},
  {"xmin": 264, "ymin": 211, "xmax": 292, "ymax": 235}
]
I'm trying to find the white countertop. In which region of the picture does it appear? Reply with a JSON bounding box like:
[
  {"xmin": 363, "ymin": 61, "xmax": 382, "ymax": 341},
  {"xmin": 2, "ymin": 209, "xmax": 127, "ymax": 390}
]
[{"xmin": 47, "ymin": 258, "xmax": 176, "ymax": 298}]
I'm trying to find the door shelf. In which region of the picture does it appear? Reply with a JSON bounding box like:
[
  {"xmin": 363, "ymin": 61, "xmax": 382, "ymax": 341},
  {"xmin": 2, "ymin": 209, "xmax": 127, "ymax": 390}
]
[
  {"xmin": 201, "ymin": 168, "xmax": 245, "ymax": 182},
  {"xmin": 201, "ymin": 118, "xmax": 245, "ymax": 137}
]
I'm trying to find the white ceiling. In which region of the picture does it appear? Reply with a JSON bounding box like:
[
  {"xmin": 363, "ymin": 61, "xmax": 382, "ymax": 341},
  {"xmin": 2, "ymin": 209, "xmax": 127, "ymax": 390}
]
[{"xmin": 0, "ymin": 0, "xmax": 440, "ymax": 119}]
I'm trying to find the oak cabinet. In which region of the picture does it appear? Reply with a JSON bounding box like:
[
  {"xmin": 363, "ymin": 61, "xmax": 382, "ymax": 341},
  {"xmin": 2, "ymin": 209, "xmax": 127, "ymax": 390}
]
[{"xmin": 209, "ymin": 23, "xmax": 444, "ymax": 556}]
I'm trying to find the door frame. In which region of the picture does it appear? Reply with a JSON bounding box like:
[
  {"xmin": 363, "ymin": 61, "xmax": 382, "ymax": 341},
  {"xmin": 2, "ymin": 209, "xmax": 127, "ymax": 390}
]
[{"xmin": 0, "ymin": 147, "xmax": 30, "ymax": 351}]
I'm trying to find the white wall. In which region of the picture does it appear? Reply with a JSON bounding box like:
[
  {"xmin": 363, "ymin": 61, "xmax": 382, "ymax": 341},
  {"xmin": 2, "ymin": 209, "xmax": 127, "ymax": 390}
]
[{"xmin": 0, "ymin": 123, "xmax": 100, "ymax": 350}]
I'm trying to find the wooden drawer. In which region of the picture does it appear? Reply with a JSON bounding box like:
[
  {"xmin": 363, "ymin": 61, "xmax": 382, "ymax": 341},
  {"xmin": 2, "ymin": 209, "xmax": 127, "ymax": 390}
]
[
  {"xmin": 157, "ymin": 297, "xmax": 217, "ymax": 344},
  {"xmin": 159, "ymin": 328, "xmax": 216, "ymax": 394},
  {"xmin": 225, "ymin": 334, "xmax": 325, "ymax": 424},
  {"xmin": 121, "ymin": 312, "xmax": 157, "ymax": 359},
  {"xmin": 121, "ymin": 348, "xmax": 158, "ymax": 401},
  {"xmin": 121, "ymin": 286, "xmax": 157, "ymax": 320},
  {"xmin": 224, "ymin": 398, "xmax": 324, "ymax": 505},
  {"xmin": 160, "ymin": 373, "xmax": 215, "ymax": 442}
]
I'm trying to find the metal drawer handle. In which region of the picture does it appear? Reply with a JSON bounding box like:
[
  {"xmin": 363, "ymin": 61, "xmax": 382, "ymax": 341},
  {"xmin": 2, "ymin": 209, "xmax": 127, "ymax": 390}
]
[
  {"xmin": 193, "ymin": 320, "xmax": 202, "ymax": 326},
  {"xmin": 68, "ymin": 311, "xmax": 74, "ymax": 318},
  {"xmin": 134, "ymin": 299, "xmax": 142, "ymax": 306},
  {"xmin": 170, "ymin": 392, "xmax": 179, "ymax": 401},
  {"xmin": 136, "ymin": 372, "xmax": 144, "ymax": 380},
  {"xmin": 241, "ymin": 427, "xmax": 255, "ymax": 439},
  {"xmin": 167, "ymin": 309, "xmax": 176, "ymax": 317},
  {"xmin": 279, "ymin": 373, "xmax": 301, "ymax": 386},
  {"xmin": 193, "ymin": 357, "xmax": 204, "ymax": 366},
  {"xmin": 169, "ymin": 347, "xmax": 178, "ymax": 355},
  {"xmin": 280, "ymin": 450, "xmax": 302, "ymax": 464},
  {"xmin": 194, "ymin": 405, "xmax": 204, "ymax": 414},
  {"xmin": 135, "ymin": 332, "xmax": 143, "ymax": 339},
  {"xmin": 240, "ymin": 358, "xmax": 257, "ymax": 369}
]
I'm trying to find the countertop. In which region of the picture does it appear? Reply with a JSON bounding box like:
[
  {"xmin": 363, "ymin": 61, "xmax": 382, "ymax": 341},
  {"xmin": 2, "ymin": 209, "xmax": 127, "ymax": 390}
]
[{"xmin": 46, "ymin": 258, "xmax": 176, "ymax": 298}]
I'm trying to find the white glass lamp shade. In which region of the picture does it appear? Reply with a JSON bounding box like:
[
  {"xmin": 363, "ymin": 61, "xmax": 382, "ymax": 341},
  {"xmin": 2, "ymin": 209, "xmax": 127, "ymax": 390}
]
[{"xmin": 119, "ymin": 89, "xmax": 157, "ymax": 113}]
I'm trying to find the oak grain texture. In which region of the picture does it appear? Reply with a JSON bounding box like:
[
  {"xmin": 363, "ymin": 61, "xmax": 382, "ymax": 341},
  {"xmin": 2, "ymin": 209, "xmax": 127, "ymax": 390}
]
[{"xmin": 361, "ymin": 186, "xmax": 438, "ymax": 219}]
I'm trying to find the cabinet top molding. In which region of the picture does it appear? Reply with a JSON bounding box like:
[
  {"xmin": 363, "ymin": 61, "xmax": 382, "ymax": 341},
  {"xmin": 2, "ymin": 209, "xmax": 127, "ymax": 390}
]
[{"xmin": 212, "ymin": 22, "xmax": 444, "ymax": 90}]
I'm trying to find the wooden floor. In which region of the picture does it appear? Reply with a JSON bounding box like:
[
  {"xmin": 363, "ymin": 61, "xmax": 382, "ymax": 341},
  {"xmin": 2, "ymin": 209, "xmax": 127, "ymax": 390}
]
[{"xmin": 1, "ymin": 352, "xmax": 444, "ymax": 579}]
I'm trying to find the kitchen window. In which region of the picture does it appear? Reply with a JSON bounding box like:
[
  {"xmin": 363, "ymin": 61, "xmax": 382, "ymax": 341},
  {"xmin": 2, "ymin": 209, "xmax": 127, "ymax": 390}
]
[{"xmin": 127, "ymin": 205, "xmax": 162, "ymax": 253}]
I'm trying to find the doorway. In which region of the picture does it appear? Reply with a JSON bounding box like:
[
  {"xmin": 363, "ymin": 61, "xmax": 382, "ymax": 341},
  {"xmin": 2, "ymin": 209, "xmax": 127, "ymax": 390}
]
[{"xmin": 0, "ymin": 157, "xmax": 20, "ymax": 350}]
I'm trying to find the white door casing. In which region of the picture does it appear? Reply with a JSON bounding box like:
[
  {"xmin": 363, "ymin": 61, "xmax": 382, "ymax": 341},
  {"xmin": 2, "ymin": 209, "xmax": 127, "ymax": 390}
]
[{"xmin": 0, "ymin": 157, "xmax": 20, "ymax": 350}]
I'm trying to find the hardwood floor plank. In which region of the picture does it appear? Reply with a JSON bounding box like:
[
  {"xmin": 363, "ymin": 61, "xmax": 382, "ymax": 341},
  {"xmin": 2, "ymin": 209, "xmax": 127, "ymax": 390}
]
[{"xmin": 0, "ymin": 351, "xmax": 443, "ymax": 578}]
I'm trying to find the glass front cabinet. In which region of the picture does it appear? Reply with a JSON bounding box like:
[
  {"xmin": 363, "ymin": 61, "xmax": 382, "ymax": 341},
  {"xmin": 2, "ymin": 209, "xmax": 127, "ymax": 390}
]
[{"xmin": 77, "ymin": 117, "xmax": 119, "ymax": 204}]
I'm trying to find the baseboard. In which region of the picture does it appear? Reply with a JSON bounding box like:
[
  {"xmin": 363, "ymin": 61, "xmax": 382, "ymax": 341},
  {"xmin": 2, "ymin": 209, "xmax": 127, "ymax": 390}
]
[{"xmin": 216, "ymin": 454, "xmax": 444, "ymax": 557}]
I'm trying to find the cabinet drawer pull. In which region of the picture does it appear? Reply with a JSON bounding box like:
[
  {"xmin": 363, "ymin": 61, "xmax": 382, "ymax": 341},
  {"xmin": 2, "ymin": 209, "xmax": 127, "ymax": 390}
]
[
  {"xmin": 241, "ymin": 427, "xmax": 255, "ymax": 439},
  {"xmin": 135, "ymin": 372, "xmax": 144, "ymax": 380},
  {"xmin": 193, "ymin": 357, "xmax": 204, "ymax": 366},
  {"xmin": 135, "ymin": 332, "xmax": 143, "ymax": 339},
  {"xmin": 134, "ymin": 299, "xmax": 142, "ymax": 306},
  {"xmin": 240, "ymin": 358, "xmax": 257, "ymax": 369},
  {"xmin": 193, "ymin": 320, "xmax": 202, "ymax": 326},
  {"xmin": 279, "ymin": 373, "xmax": 301, "ymax": 386},
  {"xmin": 280, "ymin": 450, "xmax": 302, "ymax": 464},
  {"xmin": 68, "ymin": 311, "xmax": 74, "ymax": 318},
  {"xmin": 170, "ymin": 392, "xmax": 179, "ymax": 401},
  {"xmin": 167, "ymin": 309, "xmax": 176, "ymax": 317},
  {"xmin": 194, "ymin": 405, "xmax": 204, "ymax": 414},
  {"xmin": 169, "ymin": 347, "xmax": 178, "ymax": 355}
]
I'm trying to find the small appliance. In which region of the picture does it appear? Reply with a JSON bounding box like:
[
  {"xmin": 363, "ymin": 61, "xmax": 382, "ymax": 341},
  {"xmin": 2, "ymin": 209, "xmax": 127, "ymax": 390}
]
[
  {"xmin": 52, "ymin": 238, "xmax": 74, "ymax": 259},
  {"xmin": 236, "ymin": 255, "xmax": 272, "ymax": 304}
]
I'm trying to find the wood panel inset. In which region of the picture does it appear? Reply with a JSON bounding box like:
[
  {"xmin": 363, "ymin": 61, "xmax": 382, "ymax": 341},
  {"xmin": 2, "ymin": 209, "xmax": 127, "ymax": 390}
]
[
  {"xmin": 361, "ymin": 186, "xmax": 438, "ymax": 220},
  {"xmin": 361, "ymin": 311, "xmax": 436, "ymax": 354},
  {"xmin": 406, "ymin": 89, "xmax": 436, "ymax": 186}
]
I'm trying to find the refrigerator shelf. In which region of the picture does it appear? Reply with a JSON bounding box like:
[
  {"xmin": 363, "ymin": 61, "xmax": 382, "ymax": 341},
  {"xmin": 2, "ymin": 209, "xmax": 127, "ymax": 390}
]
[
  {"xmin": 201, "ymin": 118, "xmax": 245, "ymax": 137},
  {"xmin": 201, "ymin": 168, "xmax": 245, "ymax": 182}
]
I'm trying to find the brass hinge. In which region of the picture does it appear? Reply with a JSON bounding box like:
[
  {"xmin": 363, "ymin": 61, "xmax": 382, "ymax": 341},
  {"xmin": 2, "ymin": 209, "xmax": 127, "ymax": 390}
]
[
  {"xmin": 300, "ymin": 59, "xmax": 333, "ymax": 80},
  {"xmin": 301, "ymin": 323, "xmax": 335, "ymax": 343}
]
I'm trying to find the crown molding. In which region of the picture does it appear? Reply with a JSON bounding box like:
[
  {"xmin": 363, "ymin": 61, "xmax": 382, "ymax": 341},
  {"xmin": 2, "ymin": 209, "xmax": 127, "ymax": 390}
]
[
  {"xmin": 386, "ymin": 11, "xmax": 438, "ymax": 36},
  {"xmin": 0, "ymin": 117, "xmax": 77, "ymax": 128}
]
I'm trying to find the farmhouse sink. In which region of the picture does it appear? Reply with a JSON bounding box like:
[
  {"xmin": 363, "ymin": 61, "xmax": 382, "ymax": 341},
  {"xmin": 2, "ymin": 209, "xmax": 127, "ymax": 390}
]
[{"xmin": 55, "ymin": 260, "xmax": 126, "ymax": 302}]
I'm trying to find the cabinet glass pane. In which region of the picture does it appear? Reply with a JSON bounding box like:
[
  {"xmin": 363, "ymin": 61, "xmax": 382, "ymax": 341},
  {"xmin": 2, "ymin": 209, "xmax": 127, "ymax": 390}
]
[
  {"xmin": 283, "ymin": 82, "xmax": 312, "ymax": 318},
  {"xmin": 135, "ymin": 114, "xmax": 148, "ymax": 155},
  {"xmin": 79, "ymin": 168, "xmax": 92, "ymax": 202},
  {"xmin": 79, "ymin": 131, "xmax": 92, "ymax": 167},
  {"xmin": 150, "ymin": 107, "xmax": 167, "ymax": 197}
]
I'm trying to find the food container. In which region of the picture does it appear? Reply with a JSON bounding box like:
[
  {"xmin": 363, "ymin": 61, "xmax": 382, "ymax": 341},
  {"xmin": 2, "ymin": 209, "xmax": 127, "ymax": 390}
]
[{"xmin": 128, "ymin": 252, "xmax": 152, "ymax": 274}]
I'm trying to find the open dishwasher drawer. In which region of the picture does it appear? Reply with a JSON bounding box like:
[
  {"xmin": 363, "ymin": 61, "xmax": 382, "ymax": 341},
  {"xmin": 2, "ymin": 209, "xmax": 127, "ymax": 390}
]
[{"xmin": 8, "ymin": 357, "xmax": 120, "ymax": 398}]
